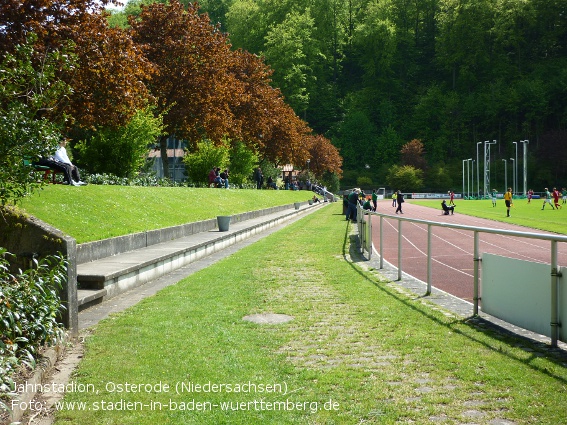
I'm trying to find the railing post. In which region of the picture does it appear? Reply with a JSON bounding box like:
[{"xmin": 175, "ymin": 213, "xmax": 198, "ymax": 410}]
[
  {"xmin": 367, "ymin": 211, "xmax": 372, "ymax": 260},
  {"xmin": 379, "ymin": 216, "xmax": 384, "ymax": 269},
  {"xmin": 551, "ymin": 240, "xmax": 559, "ymax": 348},
  {"xmin": 358, "ymin": 208, "xmax": 366, "ymax": 254},
  {"xmin": 397, "ymin": 219, "xmax": 402, "ymax": 281},
  {"xmin": 473, "ymin": 231, "xmax": 480, "ymax": 316},
  {"xmin": 426, "ymin": 224, "xmax": 432, "ymax": 295}
]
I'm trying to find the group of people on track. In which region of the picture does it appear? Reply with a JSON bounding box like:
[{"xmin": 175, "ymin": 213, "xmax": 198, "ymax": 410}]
[{"xmin": 346, "ymin": 186, "xmax": 567, "ymax": 221}]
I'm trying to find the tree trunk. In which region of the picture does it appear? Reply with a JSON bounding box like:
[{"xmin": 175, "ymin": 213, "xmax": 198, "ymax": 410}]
[{"xmin": 160, "ymin": 135, "xmax": 170, "ymax": 179}]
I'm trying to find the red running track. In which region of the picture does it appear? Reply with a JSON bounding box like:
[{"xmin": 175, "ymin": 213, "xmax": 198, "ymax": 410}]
[{"xmin": 371, "ymin": 201, "xmax": 567, "ymax": 303}]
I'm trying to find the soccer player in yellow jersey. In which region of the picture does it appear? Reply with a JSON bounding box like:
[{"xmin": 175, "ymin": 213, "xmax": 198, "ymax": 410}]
[{"xmin": 504, "ymin": 187, "xmax": 513, "ymax": 217}]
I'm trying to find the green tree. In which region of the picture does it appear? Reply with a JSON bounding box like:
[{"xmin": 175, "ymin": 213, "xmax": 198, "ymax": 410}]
[
  {"xmin": 228, "ymin": 141, "xmax": 259, "ymax": 187},
  {"xmin": 263, "ymin": 10, "xmax": 319, "ymax": 116},
  {"xmin": 74, "ymin": 107, "xmax": 164, "ymax": 177},
  {"xmin": 425, "ymin": 164, "xmax": 454, "ymax": 192},
  {"xmin": 387, "ymin": 165, "xmax": 424, "ymax": 191},
  {"xmin": 183, "ymin": 140, "xmax": 230, "ymax": 185},
  {"xmin": 0, "ymin": 38, "xmax": 72, "ymax": 205},
  {"xmin": 225, "ymin": 0, "xmax": 264, "ymax": 52},
  {"xmin": 334, "ymin": 109, "xmax": 377, "ymax": 170}
]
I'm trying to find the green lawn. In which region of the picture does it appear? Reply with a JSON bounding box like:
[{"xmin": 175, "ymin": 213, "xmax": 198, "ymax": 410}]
[
  {"xmin": 17, "ymin": 185, "xmax": 312, "ymax": 243},
  {"xmin": 409, "ymin": 197, "xmax": 567, "ymax": 235},
  {"xmin": 53, "ymin": 204, "xmax": 567, "ymax": 424}
]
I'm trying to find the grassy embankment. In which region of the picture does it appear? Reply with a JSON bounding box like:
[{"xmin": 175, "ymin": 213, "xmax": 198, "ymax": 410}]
[{"xmin": 18, "ymin": 185, "xmax": 313, "ymax": 243}]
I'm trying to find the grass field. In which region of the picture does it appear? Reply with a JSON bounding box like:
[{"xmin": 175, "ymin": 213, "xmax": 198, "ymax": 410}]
[
  {"xmin": 409, "ymin": 197, "xmax": 567, "ymax": 235},
  {"xmin": 17, "ymin": 185, "xmax": 312, "ymax": 243},
  {"xmin": 52, "ymin": 203, "xmax": 567, "ymax": 424}
]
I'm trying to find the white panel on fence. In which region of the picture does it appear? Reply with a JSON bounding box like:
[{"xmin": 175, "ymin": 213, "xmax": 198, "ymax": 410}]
[
  {"xmin": 481, "ymin": 253, "xmax": 565, "ymax": 341},
  {"xmin": 560, "ymin": 268, "xmax": 567, "ymax": 343}
]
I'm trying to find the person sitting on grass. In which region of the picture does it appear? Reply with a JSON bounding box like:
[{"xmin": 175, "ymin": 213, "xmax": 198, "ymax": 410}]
[{"xmin": 441, "ymin": 200, "xmax": 455, "ymax": 215}]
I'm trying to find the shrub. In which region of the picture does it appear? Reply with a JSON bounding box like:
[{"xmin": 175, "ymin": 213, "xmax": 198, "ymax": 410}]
[
  {"xmin": 74, "ymin": 107, "xmax": 164, "ymax": 178},
  {"xmin": 183, "ymin": 140, "xmax": 230, "ymax": 185},
  {"xmin": 0, "ymin": 249, "xmax": 67, "ymax": 402},
  {"xmin": 83, "ymin": 173, "xmax": 185, "ymax": 187},
  {"xmin": 386, "ymin": 165, "xmax": 424, "ymax": 191}
]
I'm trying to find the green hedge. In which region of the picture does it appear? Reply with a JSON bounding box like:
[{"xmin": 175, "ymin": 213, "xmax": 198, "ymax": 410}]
[{"xmin": 0, "ymin": 249, "xmax": 66, "ymax": 410}]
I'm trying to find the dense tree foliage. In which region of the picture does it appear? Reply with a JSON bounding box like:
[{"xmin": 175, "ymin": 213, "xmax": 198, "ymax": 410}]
[
  {"xmin": 0, "ymin": 0, "xmax": 152, "ymax": 130},
  {"xmin": 74, "ymin": 107, "xmax": 164, "ymax": 177},
  {"xmin": 0, "ymin": 38, "xmax": 70, "ymax": 205},
  {"xmin": 191, "ymin": 0, "xmax": 567, "ymax": 191},
  {"xmin": 129, "ymin": 0, "xmax": 341, "ymax": 179},
  {"xmin": 1, "ymin": 0, "xmax": 340, "ymax": 188}
]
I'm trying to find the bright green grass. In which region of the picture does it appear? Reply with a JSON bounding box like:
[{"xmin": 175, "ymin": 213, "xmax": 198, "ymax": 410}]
[
  {"xmin": 54, "ymin": 204, "xmax": 567, "ymax": 424},
  {"xmin": 409, "ymin": 197, "xmax": 567, "ymax": 235},
  {"xmin": 16, "ymin": 185, "xmax": 312, "ymax": 243}
]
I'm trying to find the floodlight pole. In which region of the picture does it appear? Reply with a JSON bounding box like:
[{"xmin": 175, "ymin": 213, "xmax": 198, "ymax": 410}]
[
  {"xmin": 510, "ymin": 158, "xmax": 515, "ymax": 194},
  {"xmin": 462, "ymin": 159, "xmax": 467, "ymax": 199},
  {"xmin": 476, "ymin": 142, "xmax": 482, "ymax": 198},
  {"xmin": 484, "ymin": 140, "xmax": 497, "ymax": 196},
  {"xmin": 471, "ymin": 160, "xmax": 475, "ymax": 199},
  {"xmin": 467, "ymin": 159, "xmax": 473, "ymax": 199},
  {"xmin": 512, "ymin": 142, "xmax": 518, "ymax": 193},
  {"xmin": 502, "ymin": 159, "xmax": 507, "ymax": 191},
  {"xmin": 520, "ymin": 140, "xmax": 529, "ymax": 195}
]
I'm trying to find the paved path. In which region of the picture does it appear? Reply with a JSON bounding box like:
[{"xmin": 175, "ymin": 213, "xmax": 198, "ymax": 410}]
[{"xmin": 371, "ymin": 201, "xmax": 567, "ymax": 302}]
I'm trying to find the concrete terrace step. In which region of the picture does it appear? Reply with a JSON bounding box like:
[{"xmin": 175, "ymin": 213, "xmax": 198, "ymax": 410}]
[{"xmin": 76, "ymin": 202, "xmax": 327, "ymax": 310}]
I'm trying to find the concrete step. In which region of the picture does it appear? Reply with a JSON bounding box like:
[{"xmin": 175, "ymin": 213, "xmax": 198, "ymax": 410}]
[
  {"xmin": 77, "ymin": 288, "xmax": 107, "ymax": 311},
  {"xmin": 76, "ymin": 202, "xmax": 327, "ymax": 309}
]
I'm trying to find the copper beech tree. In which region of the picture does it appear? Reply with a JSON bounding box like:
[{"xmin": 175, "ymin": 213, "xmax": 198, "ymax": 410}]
[
  {"xmin": 0, "ymin": 0, "xmax": 151, "ymax": 130},
  {"xmin": 0, "ymin": 0, "xmax": 341, "ymax": 179},
  {"xmin": 130, "ymin": 0, "xmax": 341, "ymax": 179}
]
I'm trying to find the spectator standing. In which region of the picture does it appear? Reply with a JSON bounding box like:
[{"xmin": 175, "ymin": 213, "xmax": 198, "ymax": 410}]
[
  {"xmin": 395, "ymin": 190, "xmax": 404, "ymax": 214},
  {"xmin": 371, "ymin": 189, "xmax": 378, "ymax": 211},
  {"xmin": 391, "ymin": 192, "xmax": 397, "ymax": 208},
  {"xmin": 255, "ymin": 167, "xmax": 263, "ymax": 189},
  {"xmin": 504, "ymin": 187, "xmax": 513, "ymax": 217},
  {"xmin": 346, "ymin": 189, "xmax": 359, "ymax": 221}
]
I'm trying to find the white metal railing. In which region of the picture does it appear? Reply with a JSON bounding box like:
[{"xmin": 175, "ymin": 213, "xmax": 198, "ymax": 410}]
[{"xmin": 356, "ymin": 204, "xmax": 566, "ymax": 347}]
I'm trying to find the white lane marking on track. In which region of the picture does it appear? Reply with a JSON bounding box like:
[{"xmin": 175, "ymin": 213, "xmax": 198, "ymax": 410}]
[
  {"xmin": 409, "ymin": 221, "xmax": 552, "ymax": 263},
  {"xmin": 381, "ymin": 219, "xmax": 473, "ymax": 277}
]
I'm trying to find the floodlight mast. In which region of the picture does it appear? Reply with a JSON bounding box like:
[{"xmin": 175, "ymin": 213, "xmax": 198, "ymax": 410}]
[
  {"xmin": 513, "ymin": 141, "xmax": 518, "ymax": 195},
  {"xmin": 502, "ymin": 159, "xmax": 507, "ymax": 191},
  {"xmin": 467, "ymin": 158, "xmax": 473, "ymax": 198},
  {"xmin": 476, "ymin": 142, "xmax": 482, "ymax": 198},
  {"xmin": 462, "ymin": 159, "xmax": 467, "ymax": 199},
  {"xmin": 483, "ymin": 140, "xmax": 497, "ymax": 197},
  {"xmin": 520, "ymin": 140, "xmax": 529, "ymax": 195}
]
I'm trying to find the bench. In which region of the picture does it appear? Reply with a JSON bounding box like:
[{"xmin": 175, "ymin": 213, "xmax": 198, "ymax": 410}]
[{"xmin": 23, "ymin": 158, "xmax": 62, "ymax": 184}]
